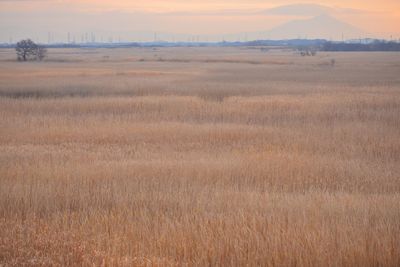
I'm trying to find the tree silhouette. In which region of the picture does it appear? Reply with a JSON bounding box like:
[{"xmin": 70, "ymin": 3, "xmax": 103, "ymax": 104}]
[
  {"xmin": 16, "ymin": 39, "xmax": 37, "ymax": 61},
  {"xmin": 15, "ymin": 39, "xmax": 47, "ymax": 61},
  {"xmin": 36, "ymin": 46, "xmax": 47, "ymax": 61}
]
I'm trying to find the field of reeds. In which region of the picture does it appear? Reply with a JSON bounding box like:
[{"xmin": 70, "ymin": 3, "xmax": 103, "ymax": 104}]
[{"xmin": 0, "ymin": 47, "xmax": 399, "ymax": 266}]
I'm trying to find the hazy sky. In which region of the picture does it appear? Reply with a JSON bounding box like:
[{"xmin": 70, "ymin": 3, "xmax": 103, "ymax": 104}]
[{"xmin": 0, "ymin": 0, "xmax": 399, "ymax": 42}]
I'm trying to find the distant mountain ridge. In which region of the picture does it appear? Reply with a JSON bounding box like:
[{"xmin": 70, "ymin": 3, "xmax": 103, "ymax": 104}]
[
  {"xmin": 264, "ymin": 3, "xmax": 334, "ymax": 16},
  {"xmin": 263, "ymin": 14, "xmax": 364, "ymax": 40}
]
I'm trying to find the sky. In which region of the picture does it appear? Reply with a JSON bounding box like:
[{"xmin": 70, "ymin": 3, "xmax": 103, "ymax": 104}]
[{"xmin": 0, "ymin": 0, "xmax": 399, "ymax": 43}]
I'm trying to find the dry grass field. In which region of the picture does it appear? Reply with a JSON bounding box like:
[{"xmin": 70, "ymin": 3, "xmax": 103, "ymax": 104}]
[{"xmin": 0, "ymin": 47, "xmax": 400, "ymax": 266}]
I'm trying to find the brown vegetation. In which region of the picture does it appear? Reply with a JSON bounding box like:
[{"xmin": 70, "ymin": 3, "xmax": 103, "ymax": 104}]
[{"xmin": 0, "ymin": 48, "xmax": 399, "ymax": 266}]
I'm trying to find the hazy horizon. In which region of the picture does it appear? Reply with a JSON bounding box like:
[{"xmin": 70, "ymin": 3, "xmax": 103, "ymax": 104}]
[{"xmin": 1, "ymin": 0, "xmax": 399, "ymax": 43}]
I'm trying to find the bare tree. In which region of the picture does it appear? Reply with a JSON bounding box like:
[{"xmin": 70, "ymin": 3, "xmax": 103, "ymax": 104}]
[
  {"xmin": 16, "ymin": 39, "xmax": 37, "ymax": 61},
  {"xmin": 299, "ymin": 46, "xmax": 317, "ymax": 57},
  {"xmin": 15, "ymin": 39, "xmax": 47, "ymax": 61},
  {"xmin": 36, "ymin": 46, "xmax": 47, "ymax": 61}
]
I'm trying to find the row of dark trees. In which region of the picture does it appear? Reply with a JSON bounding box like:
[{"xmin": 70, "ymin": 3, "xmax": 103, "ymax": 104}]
[
  {"xmin": 321, "ymin": 41, "xmax": 400, "ymax": 51},
  {"xmin": 15, "ymin": 39, "xmax": 47, "ymax": 61},
  {"xmin": 298, "ymin": 47, "xmax": 317, "ymax": 56}
]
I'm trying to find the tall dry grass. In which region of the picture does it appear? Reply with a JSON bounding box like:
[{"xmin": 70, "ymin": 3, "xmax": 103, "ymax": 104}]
[{"xmin": 0, "ymin": 48, "xmax": 399, "ymax": 266}]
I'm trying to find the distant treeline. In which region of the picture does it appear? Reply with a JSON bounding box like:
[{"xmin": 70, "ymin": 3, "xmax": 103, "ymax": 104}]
[
  {"xmin": 321, "ymin": 41, "xmax": 400, "ymax": 52},
  {"xmin": 1, "ymin": 39, "xmax": 399, "ymax": 51},
  {"xmin": 244, "ymin": 39, "xmax": 327, "ymax": 47}
]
